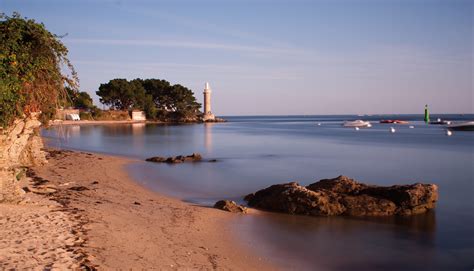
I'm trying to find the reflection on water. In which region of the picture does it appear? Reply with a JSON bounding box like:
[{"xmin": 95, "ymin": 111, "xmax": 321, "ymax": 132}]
[
  {"xmin": 204, "ymin": 123, "xmax": 213, "ymax": 151},
  {"xmin": 42, "ymin": 115, "xmax": 474, "ymax": 270},
  {"xmin": 236, "ymin": 211, "xmax": 440, "ymax": 270},
  {"xmin": 132, "ymin": 122, "xmax": 145, "ymax": 135}
]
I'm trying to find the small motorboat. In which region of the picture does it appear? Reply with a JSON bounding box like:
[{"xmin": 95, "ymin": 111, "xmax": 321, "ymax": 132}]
[
  {"xmin": 448, "ymin": 121, "xmax": 474, "ymax": 131},
  {"xmin": 380, "ymin": 120, "xmax": 409, "ymax": 124},
  {"xmin": 343, "ymin": 120, "xmax": 371, "ymax": 128},
  {"xmin": 394, "ymin": 120, "xmax": 409, "ymax": 124},
  {"xmin": 430, "ymin": 118, "xmax": 451, "ymax": 125}
]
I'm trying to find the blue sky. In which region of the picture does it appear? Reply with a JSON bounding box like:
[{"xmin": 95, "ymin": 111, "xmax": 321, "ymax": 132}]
[{"xmin": 2, "ymin": 0, "xmax": 473, "ymax": 115}]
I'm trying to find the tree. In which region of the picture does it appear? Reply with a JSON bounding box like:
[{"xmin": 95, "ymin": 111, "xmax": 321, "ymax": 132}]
[
  {"xmin": 75, "ymin": 92, "xmax": 93, "ymax": 109},
  {"xmin": 139, "ymin": 79, "xmax": 200, "ymax": 119},
  {"xmin": 0, "ymin": 12, "xmax": 78, "ymax": 127},
  {"xmin": 96, "ymin": 79, "xmax": 145, "ymax": 110},
  {"xmin": 161, "ymin": 84, "xmax": 201, "ymax": 119},
  {"xmin": 64, "ymin": 87, "xmax": 93, "ymax": 109},
  {"xmin": 142, "ymin": 94, "xmax": 157, "ymax": 119}
]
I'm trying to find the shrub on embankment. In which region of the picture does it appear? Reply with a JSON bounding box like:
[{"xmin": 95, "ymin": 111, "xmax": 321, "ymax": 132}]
[{"xmin": 0, "ymin": 12, "xmax": 78, "ymax": 128}]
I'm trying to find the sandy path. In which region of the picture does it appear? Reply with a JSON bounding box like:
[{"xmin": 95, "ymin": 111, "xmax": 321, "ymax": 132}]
[{"xmin": 21, "ymin": 150, "xmax": 275, "ymax": 270}]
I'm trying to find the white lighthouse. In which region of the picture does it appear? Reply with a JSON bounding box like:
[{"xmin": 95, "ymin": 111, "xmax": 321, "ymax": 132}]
[{"xmin": 203, "ymin": 82, "xmax": 215, "ymax": 121}]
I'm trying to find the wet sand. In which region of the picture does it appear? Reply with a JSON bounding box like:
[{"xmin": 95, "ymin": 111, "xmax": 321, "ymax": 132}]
[{"xmin": 1, "ymin": 149, "xmax": 274, "ymax": 270}]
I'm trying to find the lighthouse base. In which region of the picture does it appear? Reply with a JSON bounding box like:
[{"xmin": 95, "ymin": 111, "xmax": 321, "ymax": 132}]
[{"xmin": 203, "ymin": 113, "xmax": 215, "ymax": 122}]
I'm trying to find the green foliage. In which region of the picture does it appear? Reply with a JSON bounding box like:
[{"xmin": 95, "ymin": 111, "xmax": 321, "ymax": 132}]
[
  {"xmin": 0, "ymin": 12, "xmax": 78, "ymax": 127},
  {"xmin": 90, "ymin": 106, "xmax": 103, "ymax": 119},
  {"xmin": 143, "ymin": 94, "xmax": 157, "ymax": 119},
  {"xmin": 96, "ymin": 78, "xmax": 201, "ymax": 121},
  {"xmin": 97, "ymin": 79, "xmax": 145, "ymax": 110},
  {"xmin": 64, "ymin": 87, "xmax": 93, "ymax": 109},
  {"xmin": 76, "ymin": 92, "xmax": 93, "ymax": 109},
  {"xmin": 90, "ymin": 109, "xmax": 130, "ymax": 121},
  {"xmin": 79, "ymin": 111, "xmax": 93, "ymax": 120}
]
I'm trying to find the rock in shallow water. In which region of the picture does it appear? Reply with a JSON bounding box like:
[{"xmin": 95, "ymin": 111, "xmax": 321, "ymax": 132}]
[
  {"xmin": 214, "ymin": 200, "xmax": 248, "ymax": 213},
  {"xmin": 244, "ymin": 176, "xmax": 438, "ymax": 217},
  {"xmin": 146, "ymin": 153, "xmax": 202, "ymax": 163}
]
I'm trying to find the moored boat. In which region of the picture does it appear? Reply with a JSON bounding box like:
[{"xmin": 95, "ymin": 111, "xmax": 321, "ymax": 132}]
[
  {"xmin": 380, "ymin": 120, "xmax": 409, "ymax": 124},
  {"xmin": 430, "ymin": 118, "xmax": 451, "ymax": 125},
  {"xmin": 343, "ymin": 120, "xmax": 371, "ymax": 128},
  {"xmin": 448, "ymin": 121, "xmax": 474, "ymax": 131}
]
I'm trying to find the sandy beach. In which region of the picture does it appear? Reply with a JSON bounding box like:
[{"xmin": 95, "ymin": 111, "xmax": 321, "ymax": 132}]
[{"xmin": 0, "ymin": 149, "xmax": 274, "ymax": 270}]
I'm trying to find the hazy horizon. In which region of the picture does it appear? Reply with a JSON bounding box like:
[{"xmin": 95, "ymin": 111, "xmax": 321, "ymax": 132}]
[{"xmin": 3, "ymin": 0, "xmax": 473, "ymax": 115}]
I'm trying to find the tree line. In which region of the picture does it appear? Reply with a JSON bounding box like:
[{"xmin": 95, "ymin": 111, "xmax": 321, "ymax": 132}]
[{"xmin": 96, "ymin": 78, "xmax": 201, "ymax": 121}]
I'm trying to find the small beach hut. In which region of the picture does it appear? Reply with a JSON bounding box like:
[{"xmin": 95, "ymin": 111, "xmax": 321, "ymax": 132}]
[{"xmin": 131, "ymin": 110, "xmax": 146, "ymax": 121}]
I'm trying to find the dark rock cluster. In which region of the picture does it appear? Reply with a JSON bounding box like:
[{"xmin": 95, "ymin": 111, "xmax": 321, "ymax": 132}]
[
  {"xmin": 244, "ymin": 176, "xmax": 438, "ymax": 217},
  {"xmin": 146, "ymin": 153, "xmax": 202, "ymax": 164}
]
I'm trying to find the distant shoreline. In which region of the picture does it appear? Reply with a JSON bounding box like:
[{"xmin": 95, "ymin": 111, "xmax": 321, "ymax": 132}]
[
  {"xmin": 49, "ymin": 119, "xmax": 226, "ymax": 126},
  {"xmin": 50, "ymin": 120, "xmax": 158, "ymax": 126}
]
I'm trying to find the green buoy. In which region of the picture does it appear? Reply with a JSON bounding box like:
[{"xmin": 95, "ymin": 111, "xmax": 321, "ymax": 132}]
[{"xmin": 424, "ymin": 104, "xmax": 430, "ymax": 123}]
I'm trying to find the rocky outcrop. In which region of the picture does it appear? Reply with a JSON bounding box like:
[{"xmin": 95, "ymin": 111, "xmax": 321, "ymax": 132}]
[
  {"xmin": 203, "ymin": 117, "xmax": 226, "ymax": 123},
  {"xmin": 214, "ymin": 200, "xmax": 247, "ymax": 213},
  {"xmin": 146, "ymin": 154, "xmax": 219, "ymax": 163},
  {"xmin": 146, "ymin": 153, "xmax": 203, "ymax": 163},
  {"xmin": 0, "ymin": 115, "xmax": 47, "ymax": 203},
  {"xmin": 244, "ymin": 176, "xmax": 438, "ymax": 217}
]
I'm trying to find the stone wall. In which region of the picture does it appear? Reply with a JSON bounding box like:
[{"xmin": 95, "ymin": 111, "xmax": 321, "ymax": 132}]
[{"xmin": 0, "ymin": 114, "xmax": 47, "ymax": 203}]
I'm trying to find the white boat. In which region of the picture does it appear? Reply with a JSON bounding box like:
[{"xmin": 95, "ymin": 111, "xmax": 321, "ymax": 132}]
[
  {"xmin": 448, "ymin": 121, "xmax": 474, "ymax": 131},
  {"xmin": 343, "ymin": 120, "xmax": 371, "ymax": 128}
]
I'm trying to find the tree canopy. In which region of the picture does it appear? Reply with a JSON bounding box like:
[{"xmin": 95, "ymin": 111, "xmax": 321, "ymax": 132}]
[
  {"xmin": 97, "ymin": 78, "xmax": 201, "ymax": 121},
  {"xmin": 65, "ymin": 87, "xmax": 94, "ymax": 109},
  {"xmin": 0, "ymin": 12, "xmax": 78, "ymax": 127}
]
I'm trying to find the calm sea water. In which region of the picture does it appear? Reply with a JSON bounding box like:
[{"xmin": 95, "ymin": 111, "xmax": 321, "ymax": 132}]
[{"xmin": 43, "ymin": 114, "xmax": 474, "ymax": 270}]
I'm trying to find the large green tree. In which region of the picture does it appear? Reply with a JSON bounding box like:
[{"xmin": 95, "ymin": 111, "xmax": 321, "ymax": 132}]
[
  {"xmin": 0, "ymin": 12, "xmax": 78, "ymax": 127},
  {"xmin": 76, "ymin": 92, "xmax": 93, "ymax": 109},
  {"xmin": 96, "ymin": 79, "xmax": 146, "ymax": 110},
  {"xmin": 161, "ymin": 84, "xmax": 201, "ymax": 119}
]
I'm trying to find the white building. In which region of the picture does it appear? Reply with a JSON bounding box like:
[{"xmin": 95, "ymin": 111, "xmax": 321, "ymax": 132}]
[{"xmin": 131, "ymin": 110, "xmax": 146, "ymax": 121}]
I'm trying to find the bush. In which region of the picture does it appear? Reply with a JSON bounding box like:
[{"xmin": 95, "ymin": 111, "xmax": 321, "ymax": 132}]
[
  {"xmin": 90, "ymin": 106, "xmax": 103, "ymax": 119},
  {"xmin": 0, "ymin": 12, "xmax": 78, "ymax": 127},
  {"xmin": 91, "ymin": 110, "xmax": 130, "ymax": 121},
  {"xmin": 79, "ymin": 111, "xmax": 93, "ymax": 120}
]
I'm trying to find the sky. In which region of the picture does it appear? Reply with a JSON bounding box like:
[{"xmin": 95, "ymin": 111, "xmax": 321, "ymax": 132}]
[{"xmin": 1, "ymin": 0, "xmax": 473, "ymax": 115}]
